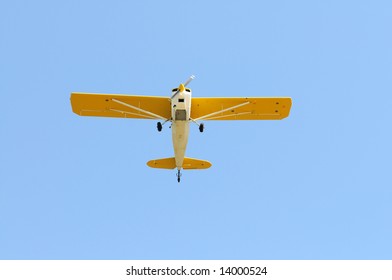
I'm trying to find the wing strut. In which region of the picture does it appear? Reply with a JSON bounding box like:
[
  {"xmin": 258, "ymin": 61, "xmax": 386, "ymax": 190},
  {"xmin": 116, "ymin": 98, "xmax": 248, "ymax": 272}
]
[
  {"xmin": 203, "ymin": 111, "xmax": 252, "ymax": 120},
  {"xmin": 109, "ymin": 108, "xmax": 156, "ymax": 119},
  {"xmin": 194, "ymin": 101, "xmax": 251, "ymax": 121},
  {"xmin": 111, "ymin": 98, "xmax": 168, "ymax": 120}
]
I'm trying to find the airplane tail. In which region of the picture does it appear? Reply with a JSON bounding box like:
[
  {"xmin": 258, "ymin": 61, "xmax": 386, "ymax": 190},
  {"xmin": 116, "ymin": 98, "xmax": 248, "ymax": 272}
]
[{"xmin": 147, "ymin": 157, "xmax": 212, "ymax": 170}]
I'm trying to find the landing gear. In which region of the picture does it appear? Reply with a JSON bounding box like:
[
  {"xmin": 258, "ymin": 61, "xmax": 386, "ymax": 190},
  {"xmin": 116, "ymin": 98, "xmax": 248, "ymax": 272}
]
[
  {"xmin": 157, "ymin": 119, "xmax": 171, "ymax": 132},
  {"xmin": 177, "ymin": 170, "xmax": 182, "ymax": 183},
  {"xmin": 189, "ymin": 118, "xmax": 204, "ymax": 133},
  {"xmin": 199, "ymin": 123, "xmax": 204, "ymax": 133},
  {"xmin": 157, "ymin": 122, "xmax": 162, "ymax": 132}
]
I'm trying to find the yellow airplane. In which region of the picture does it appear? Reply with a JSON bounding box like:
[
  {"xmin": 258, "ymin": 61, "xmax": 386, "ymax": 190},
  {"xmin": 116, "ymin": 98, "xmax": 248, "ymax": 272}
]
[{"xmin": 71, "ymin": 75, "xmax": 292, "ymax": 182}]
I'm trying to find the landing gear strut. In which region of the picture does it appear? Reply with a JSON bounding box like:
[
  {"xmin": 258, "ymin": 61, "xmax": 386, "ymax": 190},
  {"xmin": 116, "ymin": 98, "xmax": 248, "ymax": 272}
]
[
  {"xmin": 199, "ymin": 123, "xmax": 204, "ymax": 133},
  {"xmin": 157, "ymin": 122, "xmax": 162, "ymax": 132},
  {"xmin": 177, "ymin": 170, "xmax": 181, "ymax": 183}
]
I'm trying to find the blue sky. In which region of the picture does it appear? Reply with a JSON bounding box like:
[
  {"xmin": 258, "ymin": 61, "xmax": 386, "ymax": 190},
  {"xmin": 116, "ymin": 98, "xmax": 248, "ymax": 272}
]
[{"xmin": 1, "ymin": 0, "xmax": 391, "ymax": 259}]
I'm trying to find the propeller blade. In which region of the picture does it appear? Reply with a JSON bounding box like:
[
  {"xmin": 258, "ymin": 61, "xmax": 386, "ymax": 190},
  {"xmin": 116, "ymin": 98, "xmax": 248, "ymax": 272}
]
[
  {"xmin": 172, "ymin": 75, "xmax": 195, "ymax": 99},
  {"xmin": 184, "ymin": 75, "xmax": 195, "ymax": 87}
]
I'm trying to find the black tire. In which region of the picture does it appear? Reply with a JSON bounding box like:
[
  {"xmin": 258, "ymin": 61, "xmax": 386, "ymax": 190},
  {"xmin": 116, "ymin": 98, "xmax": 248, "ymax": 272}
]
[
  {"xmin": 157, "ymin": 122, "xmax": 162, "ymax": 132},
  {"xmin": 199, "ymin": 123, "xmax": 204, "ymax": 133}
]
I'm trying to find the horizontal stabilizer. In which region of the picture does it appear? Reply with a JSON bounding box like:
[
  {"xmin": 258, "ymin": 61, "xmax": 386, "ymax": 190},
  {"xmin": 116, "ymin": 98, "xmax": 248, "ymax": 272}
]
[
  {"xmin": 147, "ymin": 157, "xmax": 176, "ymax": 169},
  {"xmin": 182, "ymin": 157, "xmax": 212, "ymax": 169},
  {"xmin": 147, "ymin": 157, "xmax": 212, "ymax": 169}
]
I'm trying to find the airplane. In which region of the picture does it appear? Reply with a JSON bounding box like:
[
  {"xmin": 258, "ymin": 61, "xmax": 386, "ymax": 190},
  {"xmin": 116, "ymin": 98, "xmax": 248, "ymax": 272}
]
[{"xmin": 70, "ymin": 75, "xmax": 292, "ymax": 182}]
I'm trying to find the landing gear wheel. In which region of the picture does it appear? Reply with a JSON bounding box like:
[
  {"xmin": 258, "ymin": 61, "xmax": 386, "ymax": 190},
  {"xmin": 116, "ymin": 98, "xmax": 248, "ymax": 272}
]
[
  {"xmin": 157, "ymin": 122, "xmax": 162, "ymax": 132},
  {"xmin": 199, "ymin": 123, "xmax": 204, "ymax": 133},
  {"xmin": 177, "ymin": 170, "xmax": 181, "ymax": 183}
]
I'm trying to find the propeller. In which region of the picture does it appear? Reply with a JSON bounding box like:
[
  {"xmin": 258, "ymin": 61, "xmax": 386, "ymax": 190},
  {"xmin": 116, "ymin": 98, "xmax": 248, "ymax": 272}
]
[{"xmin": 171, "ymin": 75, "xmax": 195, "ymax": 99}]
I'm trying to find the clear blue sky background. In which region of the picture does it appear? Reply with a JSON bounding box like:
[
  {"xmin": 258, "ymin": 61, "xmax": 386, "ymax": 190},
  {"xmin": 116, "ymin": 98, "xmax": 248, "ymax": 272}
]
[{"xmin": 1, "ymin": 0, "xmax": 391, "ymax": 259}]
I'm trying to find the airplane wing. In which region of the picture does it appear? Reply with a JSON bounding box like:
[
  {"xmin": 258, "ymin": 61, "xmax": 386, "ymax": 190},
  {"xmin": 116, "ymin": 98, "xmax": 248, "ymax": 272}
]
[
  {"xmin": 71, "ymin": 92, "xmax": 171, "ymax": 120},
  {"xmin": 191, "ymin": 97, "xmax": 292, "ymax": 120}
]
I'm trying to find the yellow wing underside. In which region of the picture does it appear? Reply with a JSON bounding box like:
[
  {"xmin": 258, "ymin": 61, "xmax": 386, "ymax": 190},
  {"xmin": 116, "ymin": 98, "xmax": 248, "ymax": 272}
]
[
  {"xmin": 71, "ymin": 93, "xmax": 291, "ymax": 121},
  {"xmin": 71, "ymin": 92, "xmax": 171, "ymax": 119},
  {"xmin": 191, "ymin": 97, "xmax": 292, "ymax": 120}
]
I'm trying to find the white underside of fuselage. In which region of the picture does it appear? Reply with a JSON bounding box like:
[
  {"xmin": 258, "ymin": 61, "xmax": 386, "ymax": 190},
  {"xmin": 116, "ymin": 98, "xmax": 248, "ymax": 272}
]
[
  {"xmin": 172, "ymin": 120, "xmax": 189, "ymax": 170},
  {"xmin": 171, "ymin": 87, "xmax": 192, "ymax": 171}
]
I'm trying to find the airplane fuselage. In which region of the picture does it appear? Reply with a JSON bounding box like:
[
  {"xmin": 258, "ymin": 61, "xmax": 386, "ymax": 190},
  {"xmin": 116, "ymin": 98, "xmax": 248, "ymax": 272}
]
[{"xmin": 171, "ymin": 86, "xmax": 192, "ymax": 170}]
